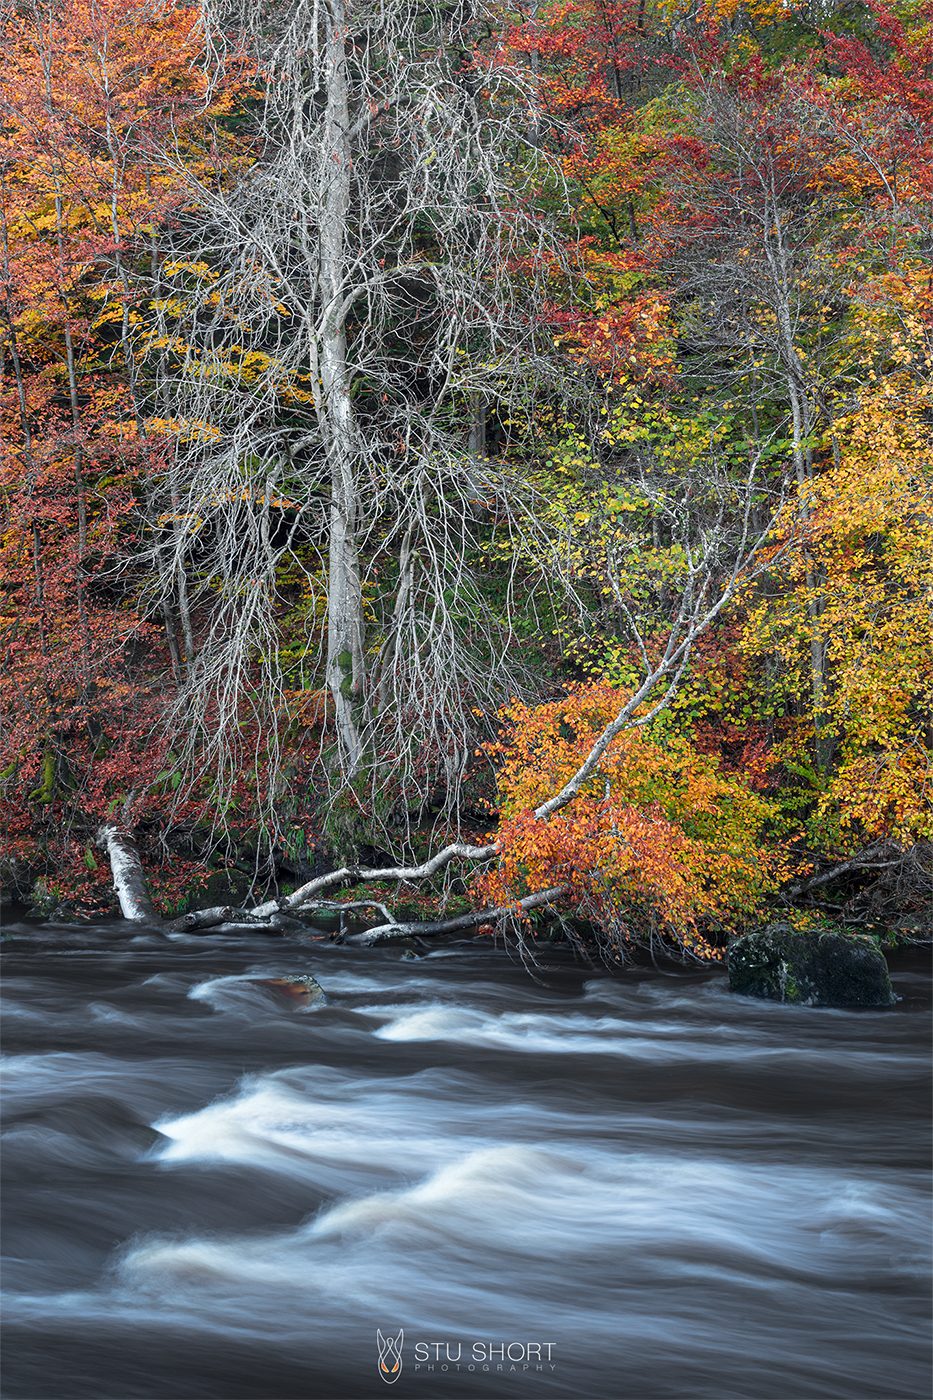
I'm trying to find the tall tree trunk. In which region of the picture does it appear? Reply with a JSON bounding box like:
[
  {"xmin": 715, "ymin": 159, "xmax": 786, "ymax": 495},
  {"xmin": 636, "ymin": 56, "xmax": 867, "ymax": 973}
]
[
  {"xmin": 54, "ymin": 193, "xmax": 91, "ymax": 686},
  {"xmin": 762, "ymin": 178, "xmax": 827, "ymax": 769},
  {"xmin": 321, "ymin": 1, "xmax": 366, "ymax": 776}
]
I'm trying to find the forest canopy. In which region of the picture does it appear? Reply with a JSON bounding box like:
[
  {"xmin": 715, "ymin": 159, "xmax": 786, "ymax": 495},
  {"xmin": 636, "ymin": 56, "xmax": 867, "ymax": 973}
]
[{"xmin": 1, "ymin": 0, "xmax": 930, "ymax": 958}]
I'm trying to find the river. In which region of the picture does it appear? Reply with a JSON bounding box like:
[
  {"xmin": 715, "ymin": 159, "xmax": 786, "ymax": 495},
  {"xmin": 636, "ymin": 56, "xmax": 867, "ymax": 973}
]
[{"xmin": 1, "ymin": 921, "xmax": 930, "ymax": 1399}]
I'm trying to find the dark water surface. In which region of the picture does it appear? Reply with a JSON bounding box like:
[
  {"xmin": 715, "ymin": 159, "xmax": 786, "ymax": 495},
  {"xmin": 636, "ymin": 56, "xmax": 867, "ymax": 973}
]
[{"xmin": 1, "ymin": 922, "xmax": 930, "ymax": 1400}]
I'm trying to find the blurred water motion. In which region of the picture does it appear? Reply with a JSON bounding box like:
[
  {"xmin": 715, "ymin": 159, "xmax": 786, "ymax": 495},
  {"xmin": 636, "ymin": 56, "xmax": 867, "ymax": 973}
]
[{"xmin": 2, "ymin": 924, "xmax": 930, "ymax": 1399}]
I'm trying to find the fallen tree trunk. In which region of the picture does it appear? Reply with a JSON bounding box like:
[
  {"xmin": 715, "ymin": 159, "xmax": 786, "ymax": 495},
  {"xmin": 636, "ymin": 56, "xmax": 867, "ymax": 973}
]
[
  {"xmin": 341, "ymin": 886, "xmax": 570, "ymax": 945},
  {"xmin": 165, "ymin": 905, "xmax": 236, "ymax": 932},
  {"xmin": 247, "ymin": 841, "xmax": 499, "ymax": 920},
  {"xmin": 93, "ymin": 818, "xmax": 568, "ymax": 949},
  {"xmin": 96, "ymin": 825, "xmax": 160, "ymax": 924},
  {"xmin": 93, "ymin": 822, "xmax": 560, "ymax": 942}
]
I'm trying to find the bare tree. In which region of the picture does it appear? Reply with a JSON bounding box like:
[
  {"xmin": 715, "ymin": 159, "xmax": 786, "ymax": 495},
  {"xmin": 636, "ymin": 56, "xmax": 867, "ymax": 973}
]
[
  {"xmin": 89, "ymin": 3, "xmax": 797, "ymax": 945},
  {"xmin": 140, "ymin": 0, "xmax": 573, "ymax": 847}
]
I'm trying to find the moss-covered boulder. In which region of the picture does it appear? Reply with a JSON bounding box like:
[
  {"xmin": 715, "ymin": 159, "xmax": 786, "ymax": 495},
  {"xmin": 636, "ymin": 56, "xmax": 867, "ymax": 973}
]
[{"xmin": 728, "ymin": 923, "xmax": 895, "ymax": 1007}]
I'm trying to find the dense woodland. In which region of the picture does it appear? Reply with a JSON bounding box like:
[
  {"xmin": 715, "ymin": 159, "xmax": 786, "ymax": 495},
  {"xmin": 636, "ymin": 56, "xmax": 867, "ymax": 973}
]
[{"xmin": 1, "ymin": 0, "xmax": 930, "ymax": 959}]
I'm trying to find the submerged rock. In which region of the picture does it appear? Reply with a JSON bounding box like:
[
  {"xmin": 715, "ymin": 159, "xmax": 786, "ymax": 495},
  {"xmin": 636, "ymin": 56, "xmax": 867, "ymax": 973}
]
[
  {"xmin": 728, "ymin": 923, "xmax": 895, "ymax": 1007},
  {"xmin": 253, "ymin": 974, "xmax": 328, "ymax": 1007}
]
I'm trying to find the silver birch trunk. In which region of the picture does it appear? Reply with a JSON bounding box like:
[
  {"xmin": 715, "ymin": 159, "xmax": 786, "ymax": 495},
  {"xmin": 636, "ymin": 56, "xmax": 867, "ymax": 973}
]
[{"xmin": 320, "ymin": 2, "xmax": 366, "ymax": 775}]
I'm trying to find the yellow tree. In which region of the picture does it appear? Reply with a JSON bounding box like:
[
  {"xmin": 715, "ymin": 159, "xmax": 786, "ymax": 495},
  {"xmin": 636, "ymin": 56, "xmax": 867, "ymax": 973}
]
[{"xmin": 744, "ymin": 373, "xmax": 933, "ymax": 848}]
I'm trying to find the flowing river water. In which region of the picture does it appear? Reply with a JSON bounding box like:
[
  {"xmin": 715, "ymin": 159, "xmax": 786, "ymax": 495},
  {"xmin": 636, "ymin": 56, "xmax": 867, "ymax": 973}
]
[{"xmin": 1, "ymin": 921, "xmax": 930, "ymax": 1400}]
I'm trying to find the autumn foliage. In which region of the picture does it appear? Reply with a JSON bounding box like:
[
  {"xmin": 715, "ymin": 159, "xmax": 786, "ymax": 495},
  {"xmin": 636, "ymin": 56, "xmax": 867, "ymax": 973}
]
[
  {"xmin": 0, "ymin": 2, "xmax": 224, "ymax": 908},
  {"xmin": 2, "ymin": 0, "xmax": 930, "ymax": 944},
  {"xmin": 745, "ymin": 382, "xmax": 933, "ymax": 847},
  {"xmin": 473, "ymin": 683, "xmax": 782, "ymax": 958}
]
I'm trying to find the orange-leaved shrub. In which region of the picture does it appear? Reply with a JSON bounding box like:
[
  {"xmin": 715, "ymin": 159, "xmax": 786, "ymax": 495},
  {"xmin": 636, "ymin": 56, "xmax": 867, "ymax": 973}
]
[{"xmin": 472, "ymin": 683, "xmax": 783, "ymax": 960}]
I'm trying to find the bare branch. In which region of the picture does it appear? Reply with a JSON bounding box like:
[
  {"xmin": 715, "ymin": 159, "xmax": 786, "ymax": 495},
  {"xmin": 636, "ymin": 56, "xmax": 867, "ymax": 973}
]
[
  {"xmin": 248, "ymin": 840, "xmax": 500, "ymax": 919},
  {"xmin": 783, "ymin": 845, "xmax": 909, "ymax": 901},
  {"xmin": 344, "ymin": 885, "xmax": 569, "ymax": 944}
]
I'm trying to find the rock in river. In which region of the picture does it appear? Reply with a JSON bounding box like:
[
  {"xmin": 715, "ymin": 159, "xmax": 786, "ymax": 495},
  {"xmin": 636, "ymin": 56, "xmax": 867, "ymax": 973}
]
[
  {"xmin": 253, "ymin": 974, "xmax": 328, "ymax": 1007},
  {"xmin": 728, "ymin": 923, "xmax": 895, "ymax": 1007}
]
